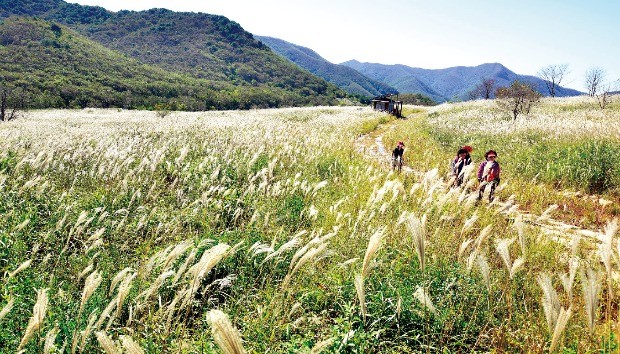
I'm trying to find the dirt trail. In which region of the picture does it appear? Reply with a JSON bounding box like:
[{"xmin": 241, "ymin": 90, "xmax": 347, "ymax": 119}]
[{"xmin": 355, "ymin": 118, "xmax": 605, "ymax": 245}]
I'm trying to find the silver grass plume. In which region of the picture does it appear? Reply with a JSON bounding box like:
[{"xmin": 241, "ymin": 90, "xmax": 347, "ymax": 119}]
[
  {"xmin": 407, "ymin": 214, "xmax": 427, "ymax": 272},
  {"xmin": 598, "ymin": 221, "xmax": 614, "ymax": 294},
  {"xmin": 76, "ymin": 311, "xmax": 98, "ymax": 353},
  {"xmin": 79, "ymin": 271, "xmax": 102, "ymax": 315},
  {"xmin": 8, "ymin": 259, "xmax": 32, "ymax": 279},
  {"xmin": 206, "ymin": 309, "xmax": 246, "ymax": 354},
  {"xmin": 461, "ymin": 213, "xmax": 479, "ymax": 235},
  {"xmin": 477, "ymin": 254, "xmax": 491, "ymax": 292},
  {"xmin": 581, "ymin": 268, "xmax": 601, "ymax": 333},
  {"xmin": 120, "ymin": 335, "xmax": 145, "ymax": 354},
  {"xmin": 495, "ymin": 238, "xmax": 524, "ymax": 278},
  {"xmin": 537, "ymin": 273, "xmax": 560, "ymax": 333},
  {"xmin": 0, "ymin": 296, "xmax": 15, "ymax": 323},
  {"xmin": 570, "ymin": 234, "xmax": 581, "ymax": 257},
  {"xmin": 361, "ymin": 228, "xmax": 384, "ymax": 278},
  {"xmin": 95, "ymin": 331, "xmax": 120, "ymax": 354},
  {"xmin": 43, "ymin": 326, "xmax": 60, "ymax": 354},
  {"xmin": 549, "ymin": 306, "xmax": 572, "ymax": 352},
  {"xmin": 108, "ymin": 267, "xmax": 133, "ymax": 296},
  {"xmin": 514, "ymin": 214, "xmax": 527, "ymax": 258},
  {"xmin": 310, "ymin": 337, "xmax": 335, "ymax": 354},
  {"xmin": 18, "ymin": 288, "xmax": 49, "ymax": 350},
  {"xmin": 560, "ymin": 258, "xmax": 579, "ymax": 300},
  {"xmin": 354, "ymin": 274, "xmax": 366, "ymax": 321},
  {"xmin": 475, "ymin": 224, "xmax": 493, "ymax": 250},
  {"xmin": 413, "ymin": 286, "xmax": 438, "ymax": 316}
]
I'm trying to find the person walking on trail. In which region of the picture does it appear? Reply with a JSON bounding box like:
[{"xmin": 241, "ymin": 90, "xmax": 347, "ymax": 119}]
[
  {"xmin": 392, "ymin": 141, "xmax": 405, "ymax": 172},
  {"xmin": 450, "ymin": 146, "xmax": 473, "ymax": 187},
  {"xmin": 477, "ymin": 150, "xmax": 500, "ymax": 202}
]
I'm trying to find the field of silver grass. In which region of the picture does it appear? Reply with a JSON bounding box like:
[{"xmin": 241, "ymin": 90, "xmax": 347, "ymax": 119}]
[{"xmin": 0, "ymin": 105, "xmax": 618, "ymax": 352}]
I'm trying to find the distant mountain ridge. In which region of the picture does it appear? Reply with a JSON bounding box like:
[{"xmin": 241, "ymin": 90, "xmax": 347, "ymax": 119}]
[
  {"xmin": 257, "ymin": 36, "xmax": 397, "ymax": 97},
  {"xmin": 342, "ymin": 60, "xmax": 583, "ymax": 102}
]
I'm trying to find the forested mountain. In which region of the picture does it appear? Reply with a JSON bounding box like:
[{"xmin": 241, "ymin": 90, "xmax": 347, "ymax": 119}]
[
  {"xmin": 342, "ymin": 61, "xmax": 583, "ymax": 102},
  {"xmin": 257, "ymin": 36, "xmax": 397, "ymax": 98},
  {"xmin": 0, "ymin": 0, "xmax": 345, "ymax": 109},
  {"xmin": 0, "ymin": 18, "xmax": 339, "ymax": 109}
]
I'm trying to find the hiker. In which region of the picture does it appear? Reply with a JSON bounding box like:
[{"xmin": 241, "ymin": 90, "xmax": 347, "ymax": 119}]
[
  {"xmin": 477, "ymin": 150, "xmax": 500, "ymax": 202},
  {"xmin": 392, "ymin": 141, "xmax": 405, "ymax": 172},
  {"xmin": 450, "ymin": 146, "xmax": 473, "ymax": 187}
]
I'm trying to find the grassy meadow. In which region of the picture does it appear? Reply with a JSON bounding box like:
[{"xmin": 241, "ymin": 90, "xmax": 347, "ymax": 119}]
[{"xmin": 0, "ymin": 97, "xmax": 619, "ymax": 353}]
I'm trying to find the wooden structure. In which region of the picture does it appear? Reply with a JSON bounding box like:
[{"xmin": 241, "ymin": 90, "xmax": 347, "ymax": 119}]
[{"xmin": 371, "ymin": 94, "xmax": 402, "ymax": 118}]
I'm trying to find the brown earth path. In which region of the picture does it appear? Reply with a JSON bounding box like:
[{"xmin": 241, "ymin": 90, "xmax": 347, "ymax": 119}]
[{"xmin": 354, "ymin": 117, "xmax": 608, "ymax": 246}]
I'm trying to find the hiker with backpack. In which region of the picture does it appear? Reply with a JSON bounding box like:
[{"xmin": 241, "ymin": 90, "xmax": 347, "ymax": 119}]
[
  {"xmin": 450, "ymin": 145, "xmax": 473, "ymax": 187},
  {"xmin": 477, "ymin": 150, "xmax": 500, "ymax": 202},
  {"xmin": 392, "ymin": 141, "xmax": 405, "ymax": 172}
]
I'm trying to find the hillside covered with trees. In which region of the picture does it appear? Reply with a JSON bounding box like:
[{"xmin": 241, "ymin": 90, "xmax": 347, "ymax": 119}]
[
  {"xmin": 0, "ymin": 0, "xmax": 346, "ymax": 110},
  {"xmin": 0, "ymin": 17, "xmax": 342, "ymax": 109}
]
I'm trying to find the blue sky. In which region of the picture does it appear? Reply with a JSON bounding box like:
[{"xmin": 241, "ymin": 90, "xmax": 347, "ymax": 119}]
[{"xmin": 68, "ymin": 0, "xmax": 619, "ymax": 91}]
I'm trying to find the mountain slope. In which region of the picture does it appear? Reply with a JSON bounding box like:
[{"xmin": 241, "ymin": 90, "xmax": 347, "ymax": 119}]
[
  {"xmin": 0, "ymin": 0, "xmax": 345, "ymax": 108},
  {"xmin": 342, "ymin": 60, "xmax": 582, "ymax": 102},
  {"xmin": 257, "ymin": 36, "xmax": 397, "ymax": 97},
  {"xmin": 0, "ymin": 17, "xmax": 338, "ymax": 109}
]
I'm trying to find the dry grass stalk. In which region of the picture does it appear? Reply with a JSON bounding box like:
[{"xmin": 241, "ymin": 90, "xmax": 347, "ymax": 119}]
[
  {"xmin": 206, "ymin": 309, "xmax": 246, "ymax": 354},
  {"xmin": 80, "ymin": 271, "xmax": 102, "ymax": 315},
  {"xmin": 407, "ymin": 214, "xmax": 427, "ymax": 272},
  {"xmin": 120, "ymin": 335, "xmax": 145, "ymax": 354},
  {"xmin": 537, "ymin": 273, "xmax": 560, "ymax": 332},
  {"xmin": 0, "ymin": 296, "xmax": 15, "ymax": 323},
  {"xmin": 549, "ymin": 306, "xmax": 572, "ymax": 352},
  {"xmin": 354, "ymin": 274, "xmax": 366, "ymax": 320},
  {"xmin": 413, "ymin": 286, "xmax": 438, "ymax": 316},
  {"xmin": 43, "ymin": 326, "xmax": 60, "ymax": 354},
  {"xmin": 95, "ymin": 331, "xmax": 121, "ymax": 354},
  {"xmin": 18, "ymin": 288, "xmax": 49, "ymax": 350},
  {"xmin": 582, "ymin": 268, "xmax": 601, "ymax": 333}
]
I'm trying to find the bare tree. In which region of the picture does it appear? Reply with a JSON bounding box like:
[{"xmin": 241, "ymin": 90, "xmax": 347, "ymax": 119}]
[
  {"xmin": 585, "ymin": 67, "xmax": 606, "ymax": 97},
  {"xmin": 537, "ymin": 64, "xmax": 569, "ymax": 97},
  {"xmin": 467, "ymin": 78, "xmax": 496, "ymax": 100},
  {"xmin": 595, "ymin": 79, "xmax": 619, "ymax": 109},
  {"xmin": 0, "ymin": 86, "xmax": 26, "ymax": 122},
  {"xmin": 495, "ymin": 80, "xmax": 541, "ymax": 120}
]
